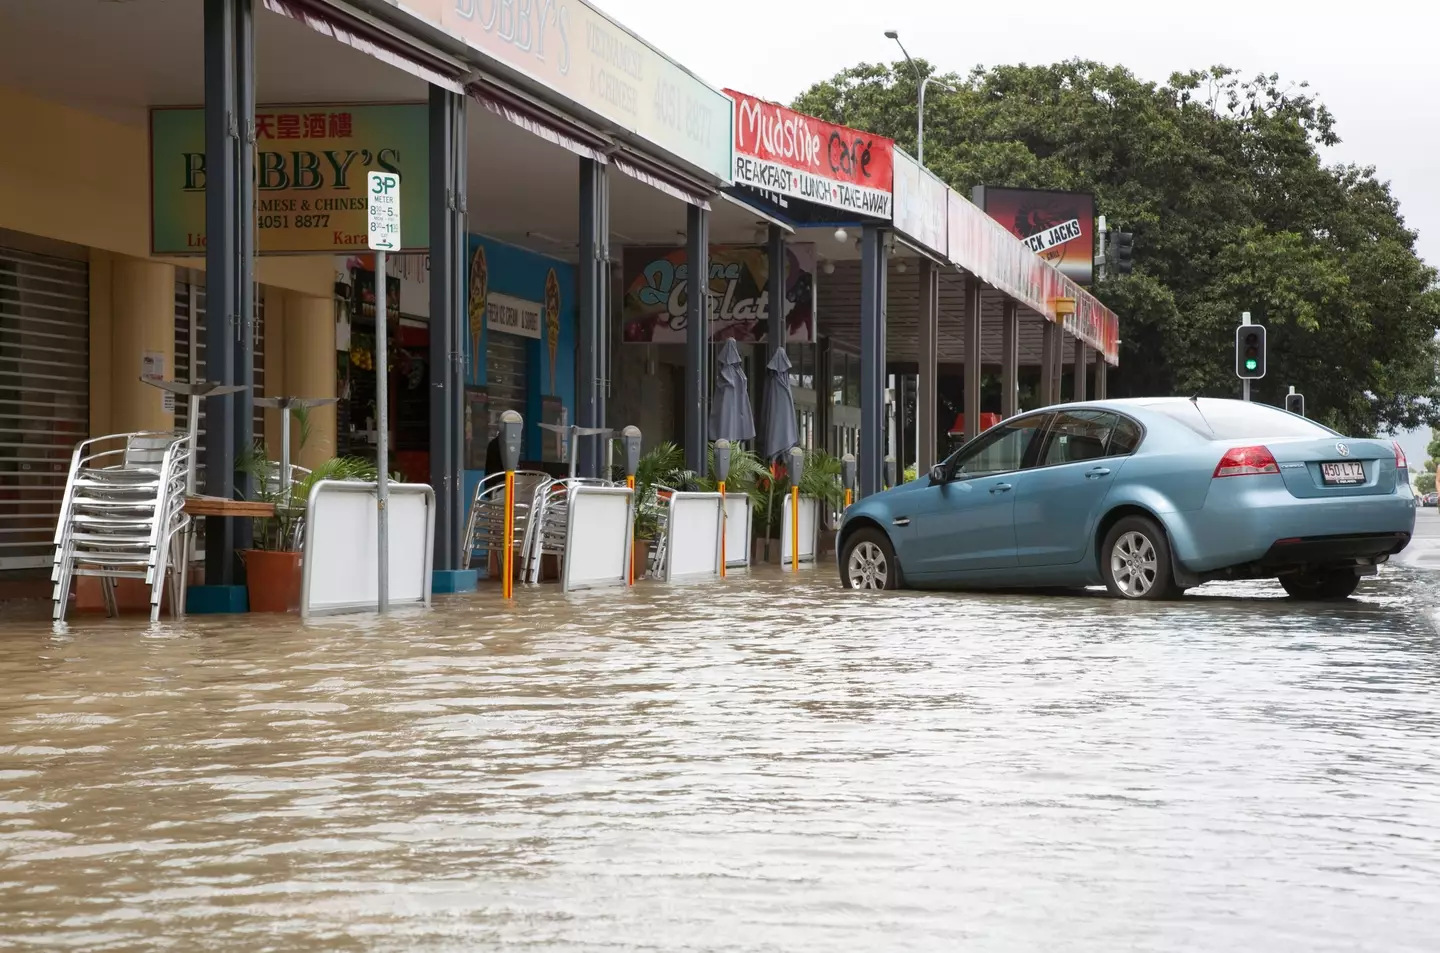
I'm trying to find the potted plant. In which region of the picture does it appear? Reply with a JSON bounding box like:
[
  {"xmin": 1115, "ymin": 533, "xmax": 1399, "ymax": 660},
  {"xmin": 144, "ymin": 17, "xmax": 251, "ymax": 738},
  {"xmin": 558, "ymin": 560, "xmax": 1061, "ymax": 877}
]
[
  {"xmin": 235, "ymin": 406, "xmax": 379, "ymax": 612},
  {"xmin": 751, "ymin": 448, "xmax": 845, "ymax": 563},
  {"xmin": 616, "ymin": 441, "xmax": 687, "ymax": 575}
]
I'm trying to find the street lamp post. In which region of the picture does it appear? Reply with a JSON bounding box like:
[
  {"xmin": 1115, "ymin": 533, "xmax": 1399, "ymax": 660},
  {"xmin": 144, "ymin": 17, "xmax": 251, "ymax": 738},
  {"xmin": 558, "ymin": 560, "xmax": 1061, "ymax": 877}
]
[{"xmin": 885, "ymin": 30, "xmax": 950, "ymax": 167}]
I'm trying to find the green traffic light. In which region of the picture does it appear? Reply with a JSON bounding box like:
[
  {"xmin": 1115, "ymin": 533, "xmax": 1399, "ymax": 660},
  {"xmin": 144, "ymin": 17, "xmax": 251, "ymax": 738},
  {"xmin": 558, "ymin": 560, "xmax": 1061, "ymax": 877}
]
[{"xmin": 1245, "ymin": 359, "xmax": 1258, "ymax": 371}]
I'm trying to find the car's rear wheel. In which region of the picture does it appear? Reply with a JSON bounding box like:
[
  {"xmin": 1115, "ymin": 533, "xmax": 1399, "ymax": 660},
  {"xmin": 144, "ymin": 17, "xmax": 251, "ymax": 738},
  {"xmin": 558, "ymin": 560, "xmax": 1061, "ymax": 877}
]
[
  {"xmin": 1101, "ymin": 516, "xmax": 1179, "ymax": 601},
  {"xmin": 840, "ymin": 528, "xmax": 901, "ymax": 591},
  {"xmin": 1280, "ymin": 569, "xmax": 1361, "ymax": 601}
]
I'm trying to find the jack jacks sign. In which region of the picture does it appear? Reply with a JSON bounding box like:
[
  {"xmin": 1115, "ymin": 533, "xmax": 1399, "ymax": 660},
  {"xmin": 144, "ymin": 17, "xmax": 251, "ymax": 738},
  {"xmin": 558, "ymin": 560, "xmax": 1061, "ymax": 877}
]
[{"xmin": 725, "ymin": 90, "xmax": 894, "ymax": 220}]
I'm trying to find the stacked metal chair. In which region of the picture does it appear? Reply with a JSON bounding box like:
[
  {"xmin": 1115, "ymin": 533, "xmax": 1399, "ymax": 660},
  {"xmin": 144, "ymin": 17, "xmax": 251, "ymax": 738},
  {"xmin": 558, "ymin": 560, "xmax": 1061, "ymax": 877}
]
[
  {"xmin": 51, "ymin": 432, "xmax": 194, "ymax": 624},
  {"xmin": 460, "ymin": 469, "xmax": 551, "ymax": 576},
  {"xmin": 520, "ymin": 477, "xmax": 614, "ymax": 584}
]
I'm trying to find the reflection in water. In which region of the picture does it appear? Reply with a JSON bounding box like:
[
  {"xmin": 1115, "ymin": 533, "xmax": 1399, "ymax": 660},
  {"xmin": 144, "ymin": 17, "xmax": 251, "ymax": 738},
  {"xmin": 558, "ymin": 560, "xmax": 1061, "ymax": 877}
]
[{"xmin": 2, "ymin": 568, "xmax": 1438, "ymax": 950}]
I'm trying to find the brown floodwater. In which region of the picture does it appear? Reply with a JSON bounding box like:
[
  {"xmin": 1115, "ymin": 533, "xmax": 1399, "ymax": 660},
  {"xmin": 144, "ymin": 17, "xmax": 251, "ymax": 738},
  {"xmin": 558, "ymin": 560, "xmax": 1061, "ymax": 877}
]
[{"xmin": 2, "ymin": 565, "xmax": 1439, "ymax": 950}]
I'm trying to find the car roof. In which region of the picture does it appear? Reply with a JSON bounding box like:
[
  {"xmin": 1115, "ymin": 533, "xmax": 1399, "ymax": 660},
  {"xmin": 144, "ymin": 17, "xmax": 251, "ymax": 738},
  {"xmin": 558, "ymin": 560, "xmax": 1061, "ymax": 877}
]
[{"xmin": 1026, "ymin": 396, "xmax": 1280, "ymax": 415}]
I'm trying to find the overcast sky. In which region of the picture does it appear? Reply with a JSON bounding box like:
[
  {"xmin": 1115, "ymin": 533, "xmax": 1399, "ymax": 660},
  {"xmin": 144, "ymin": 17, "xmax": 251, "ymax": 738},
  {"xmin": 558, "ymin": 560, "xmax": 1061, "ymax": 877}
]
[{"xmin": 597, "ymin": 0, "xmax": 1440, "ymax": 458}]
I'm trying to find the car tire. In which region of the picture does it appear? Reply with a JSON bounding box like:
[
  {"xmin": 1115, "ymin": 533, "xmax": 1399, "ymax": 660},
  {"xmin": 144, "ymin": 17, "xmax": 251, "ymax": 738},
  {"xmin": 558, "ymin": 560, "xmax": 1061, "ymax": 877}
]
[
  {"xmin": 840, "ymin": 528, "xmax": 902, "ymax": 591},
  {"xmin": 1279, "ymin": 569, "xmax": 1361, "ymax": 601},
  {"xmin": 1100, "ymin": 516, "xmax": 1180, "ymax": 601}
]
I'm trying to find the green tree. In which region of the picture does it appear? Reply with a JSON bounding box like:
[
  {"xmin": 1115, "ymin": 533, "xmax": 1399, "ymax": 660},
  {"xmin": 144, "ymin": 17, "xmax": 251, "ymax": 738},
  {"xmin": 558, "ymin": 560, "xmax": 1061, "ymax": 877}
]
[{"xmin": 794, "ymin": 61, "xmax": 1440, "ymax": 435}]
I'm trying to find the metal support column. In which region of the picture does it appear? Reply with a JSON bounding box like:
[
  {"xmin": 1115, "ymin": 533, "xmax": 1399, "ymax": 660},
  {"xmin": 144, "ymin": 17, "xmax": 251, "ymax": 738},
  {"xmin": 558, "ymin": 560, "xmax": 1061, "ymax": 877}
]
[
  {"xmin": 449, "ymin": 94, "xmax": 467, "ymax": 550},
  {"xmin": 578, "ymin": 159, "xmax": 602, "ymax": 477},
  {"xmin": 859, "ymin": 225, "xmax": 887, "ymax": 496},
  {"xmin": 231, "ymin": 0, "xmax": 255, "ymax": 555},
  {"xmin": 963, "ymin": 276, "xmax": 982, "ymax": 442},
  {"xmin": 428, "ymin": 86, "xmax": 458, "ymax": 570},
  {"xmin": 1001, "ymin": 300, "xmax": 1019, "ymax": 418},
  {"xmin": 1096, "ymin": 356, "xmax": 1109, "ymax": 400},
  {"xmin": 1052, "ymin": 329, "xmax": 1065, "ymax": 403},
  {"xmin": 683, "ymin": 203, "xmax": 710, "ymax": 474},
  {"xmin": 916, "ymin": 259, "xmax": 939, "ymax": 472},
  {"xmin": 767, "ymin": 225, "xmax": 786, "ymax": 359},
  {"xmin": 1073, "ymin": 338, "xmax": 1088, "ymax": 402},
  {"xmin": 1039, "ymin": 320, "xmax": 1056, "ymax": 406},
  {"xmin": 596, "ymin": 165, "xmax": 610, "ymax": 453},
  {"xmin": 203, "ymin": 0, "xmax": 238, "ymax": 584}
]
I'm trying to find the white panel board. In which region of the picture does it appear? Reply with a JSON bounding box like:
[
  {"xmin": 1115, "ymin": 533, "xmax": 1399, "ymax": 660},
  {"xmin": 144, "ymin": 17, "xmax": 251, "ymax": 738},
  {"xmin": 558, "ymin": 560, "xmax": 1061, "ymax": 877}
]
[
  {"xmin": 301, "ymin": 481, "xmax": 435, "ymax": 617},
  {"xmin": 664, "ymin": 492, "xmax": 724, "ymax": 582},
  {"xmin": 724, "ymin": 494, "xmax": 752, "ymax": 569},
  {"xmin": 779, "ymin": 495, "xmax": 820, "ymax": 564},
  {"xmin": 563, "ymin": 485, "xmax": 634, "ymax": 592}
]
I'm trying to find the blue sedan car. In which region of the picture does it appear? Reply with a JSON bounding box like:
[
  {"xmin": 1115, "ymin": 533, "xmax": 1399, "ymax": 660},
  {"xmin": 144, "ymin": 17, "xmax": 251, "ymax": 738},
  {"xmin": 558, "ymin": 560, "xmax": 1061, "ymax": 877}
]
[{"xmin": 838, "ymin": 398, "xmax": 1415, "ymax": 600}]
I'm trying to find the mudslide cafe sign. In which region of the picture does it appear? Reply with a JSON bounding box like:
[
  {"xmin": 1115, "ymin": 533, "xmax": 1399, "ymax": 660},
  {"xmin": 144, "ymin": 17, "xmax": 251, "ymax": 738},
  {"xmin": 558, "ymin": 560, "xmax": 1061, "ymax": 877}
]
[
  {"xmin": 620, "ymin": 243, "xmax": 818, "ymax": 345},
  {"xmin": 388, "ymin": 0, "xmax": 733, "ymax": 181},
  {"xmin": 724, "ymin": 89, "xmax": 893, "ymax": 219},
  {"xmin": 150, "ymin": 103, "xmax": 429, "ymax": 255}
]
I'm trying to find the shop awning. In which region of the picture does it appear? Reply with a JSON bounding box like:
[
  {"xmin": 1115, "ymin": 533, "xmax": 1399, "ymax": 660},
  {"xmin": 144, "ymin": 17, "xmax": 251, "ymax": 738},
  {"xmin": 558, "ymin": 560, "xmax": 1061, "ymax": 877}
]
[
  {"xmin": 612, "ymin": 149, "xmax": 713, "ymax": 211},
  {"xmin": 262, "ymin": 0, "xmax": 466, "ymax": 93},
  {"xmin": 467, "ymin": 80, "xmax": 612, "ymax": 164}
]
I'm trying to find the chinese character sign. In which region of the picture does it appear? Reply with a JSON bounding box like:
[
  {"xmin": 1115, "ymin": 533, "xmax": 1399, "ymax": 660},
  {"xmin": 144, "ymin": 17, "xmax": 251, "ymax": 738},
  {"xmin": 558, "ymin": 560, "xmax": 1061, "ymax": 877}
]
[{"xmin": 150, "ymin": 103, "xmax": 429, "ymax": 255}]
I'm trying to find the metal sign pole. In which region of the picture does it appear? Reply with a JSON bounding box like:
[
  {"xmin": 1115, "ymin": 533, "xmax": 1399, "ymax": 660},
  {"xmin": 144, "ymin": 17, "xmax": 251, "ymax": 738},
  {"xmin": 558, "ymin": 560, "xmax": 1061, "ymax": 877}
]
[
  {"xmin": 376, "ymin": 250, "xmax": 390, "ymax": 612},
  {"xmin": 368, "ymin": 169, "xmax": 400, "ymax": 613},
  {"xmin": 1241, "ymin": 310, "xmax": 1251, "ymax": 403}
]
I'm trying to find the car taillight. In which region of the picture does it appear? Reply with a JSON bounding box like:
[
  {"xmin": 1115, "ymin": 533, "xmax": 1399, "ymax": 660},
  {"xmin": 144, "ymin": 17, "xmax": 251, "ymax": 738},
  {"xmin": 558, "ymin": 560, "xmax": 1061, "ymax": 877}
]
[
  {"xmin": 1394, "ymin": 441, "xmax": 1408, "ymax": 471},
  {"xmin": 1213, "ymin": 445, "xmax": 1280, "ymax": 478}
]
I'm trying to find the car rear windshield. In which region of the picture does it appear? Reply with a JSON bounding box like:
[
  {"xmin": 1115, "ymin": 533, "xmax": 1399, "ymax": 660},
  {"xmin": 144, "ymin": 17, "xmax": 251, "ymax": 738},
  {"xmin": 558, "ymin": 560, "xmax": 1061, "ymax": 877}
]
[{"xmin": 1147, "ymin": 400, "xmax": 1338, "ymax": 440}]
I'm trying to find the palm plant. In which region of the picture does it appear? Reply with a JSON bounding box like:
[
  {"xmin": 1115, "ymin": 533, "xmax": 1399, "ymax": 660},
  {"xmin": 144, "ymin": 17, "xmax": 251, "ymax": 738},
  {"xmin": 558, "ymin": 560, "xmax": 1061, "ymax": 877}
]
[
  {"xmin": 612, "ymin": 440, "xmax": 688, "ymax": 540},
  {"xmin": 752, "ymin": 448, "xmax": 846, "ymax": 539},
  {"xmin": 235, "ymin": 406, "xmax": 379, "ymax": 551}
]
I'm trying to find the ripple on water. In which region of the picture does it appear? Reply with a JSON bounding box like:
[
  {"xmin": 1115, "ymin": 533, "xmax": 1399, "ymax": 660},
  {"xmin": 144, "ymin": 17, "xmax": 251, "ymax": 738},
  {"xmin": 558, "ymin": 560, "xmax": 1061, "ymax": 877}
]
[{"xmin": 1, "ymin": 565, "xmax": 1438, "ymax": 951}]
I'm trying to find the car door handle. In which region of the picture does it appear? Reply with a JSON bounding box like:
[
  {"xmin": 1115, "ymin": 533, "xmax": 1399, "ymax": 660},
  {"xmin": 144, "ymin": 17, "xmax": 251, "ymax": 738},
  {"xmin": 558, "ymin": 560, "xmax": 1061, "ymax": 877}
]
[
  {"xmin": 990, "ymin": 483, "xmax": 1013, "ymax": 494},
  {"xmin": 1085, "ymin": 467, "xmax": 1112, "ymax": 479}
]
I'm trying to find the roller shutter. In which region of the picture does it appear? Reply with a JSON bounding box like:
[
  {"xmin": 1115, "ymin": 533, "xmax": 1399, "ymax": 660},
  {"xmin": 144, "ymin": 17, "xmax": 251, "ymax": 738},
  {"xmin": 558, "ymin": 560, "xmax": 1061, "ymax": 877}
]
[{"xmin": 0, "ymin": 246, "xmax": 89, "ymax": 570}]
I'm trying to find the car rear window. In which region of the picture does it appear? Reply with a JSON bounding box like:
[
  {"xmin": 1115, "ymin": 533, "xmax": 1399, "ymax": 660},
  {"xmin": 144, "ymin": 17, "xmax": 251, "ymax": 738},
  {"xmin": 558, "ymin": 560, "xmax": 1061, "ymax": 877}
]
[{"xmin": 1147, "ymin": 400, "xmax": 1338, "ymax": 440}]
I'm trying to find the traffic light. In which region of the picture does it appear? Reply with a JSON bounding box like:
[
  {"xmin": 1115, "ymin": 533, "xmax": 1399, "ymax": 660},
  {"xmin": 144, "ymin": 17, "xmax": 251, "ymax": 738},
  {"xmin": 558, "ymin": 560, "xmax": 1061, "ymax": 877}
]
[
  {"xmin": 1285, "ymin": 391, "xmax": 1305, "ymax": 417},
  {"xmin": 1235, "ymin": 324, "xmax": 1267, "ymax": 379},
  {"xmin": 1113, "ymin": 231, "xmax": 1134, "ymax": 275}
]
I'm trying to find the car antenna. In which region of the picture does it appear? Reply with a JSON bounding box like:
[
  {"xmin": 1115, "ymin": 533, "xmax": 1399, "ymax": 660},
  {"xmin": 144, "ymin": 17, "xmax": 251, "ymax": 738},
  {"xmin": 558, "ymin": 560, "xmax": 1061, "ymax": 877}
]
[{"xmin": 1189, "ymin": 394, "xmax": 1216, "ymax": 436}]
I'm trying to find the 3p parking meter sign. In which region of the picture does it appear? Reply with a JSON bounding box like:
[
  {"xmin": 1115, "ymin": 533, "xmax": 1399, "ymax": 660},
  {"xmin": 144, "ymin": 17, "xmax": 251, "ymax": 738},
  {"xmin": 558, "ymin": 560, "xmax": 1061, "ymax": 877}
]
[{"xmin": 367, "ymin": 171, "xmax": 400, "ymax": 252}]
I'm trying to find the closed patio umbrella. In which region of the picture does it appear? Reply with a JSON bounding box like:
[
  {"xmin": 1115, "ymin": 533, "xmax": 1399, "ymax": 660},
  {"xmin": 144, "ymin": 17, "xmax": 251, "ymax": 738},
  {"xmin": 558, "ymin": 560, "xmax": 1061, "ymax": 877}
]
[
  {"xmin": 762, "ymin": 348, "xmax": 799, "ymax": 460},
  {"xmin": 709, "ymin": 338, "xmax": 756, "ymax": 443}
]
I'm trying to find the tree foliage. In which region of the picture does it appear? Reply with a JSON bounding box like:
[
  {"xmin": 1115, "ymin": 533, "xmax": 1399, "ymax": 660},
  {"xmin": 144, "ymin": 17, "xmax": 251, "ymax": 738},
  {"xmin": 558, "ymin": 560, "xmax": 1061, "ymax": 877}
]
[{"xmin": 793, "ymin": 61, "xmax": 1440, "ymax": 435}]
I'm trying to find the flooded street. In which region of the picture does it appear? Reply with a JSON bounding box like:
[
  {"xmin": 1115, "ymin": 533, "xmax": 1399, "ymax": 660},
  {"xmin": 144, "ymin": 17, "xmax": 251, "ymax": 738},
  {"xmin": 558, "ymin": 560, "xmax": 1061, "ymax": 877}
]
[{"xmin": 3, "ymin": 564, "xmax": 1439, "ymax": 951}]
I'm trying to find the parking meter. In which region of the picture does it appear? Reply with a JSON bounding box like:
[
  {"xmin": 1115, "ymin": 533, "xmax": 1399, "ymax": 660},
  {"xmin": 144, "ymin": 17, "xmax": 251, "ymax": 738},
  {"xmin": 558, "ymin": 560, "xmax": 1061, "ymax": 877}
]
[
  {"xmin": 500, "ymin": 410, "xmax": 523, "ymax": 472},
  {"xmin": 884, "ymin": 455, "xmax": 897, "ymax": 489},
  {"xmin": 841, "ymin": 453, "xmax": 856, "ymax": 507},
  {"xmin": 787, "ymin": 447, "xmax": 805, "ymax": 573},
  {"xmin": 498, "ymin": 410, "xmax": 524, "ymax": 600},
  {"xmin": 622, "ymin": 426, "xmax": 642, "ymax": 482},
  {"xmin": 714, "ymin": 439, "xmax": 731, "ymax": 485}
]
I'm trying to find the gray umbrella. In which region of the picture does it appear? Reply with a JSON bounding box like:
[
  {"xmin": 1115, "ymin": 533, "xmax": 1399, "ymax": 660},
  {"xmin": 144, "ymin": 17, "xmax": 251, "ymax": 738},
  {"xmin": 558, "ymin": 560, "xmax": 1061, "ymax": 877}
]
[
  {"xmin": 709, "ymin": 338, "xmax": 756, "ymax": 442},
  {"xmin": 762, "ymin": 347, "xmax": 799, "ymax": 460}
]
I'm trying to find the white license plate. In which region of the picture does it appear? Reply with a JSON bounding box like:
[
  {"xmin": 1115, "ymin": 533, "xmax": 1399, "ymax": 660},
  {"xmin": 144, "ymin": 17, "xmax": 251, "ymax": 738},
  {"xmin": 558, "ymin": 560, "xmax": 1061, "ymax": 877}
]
[{"xmin": 1321, "ymin": 461, "xmax": 1365, "ymax": 485}]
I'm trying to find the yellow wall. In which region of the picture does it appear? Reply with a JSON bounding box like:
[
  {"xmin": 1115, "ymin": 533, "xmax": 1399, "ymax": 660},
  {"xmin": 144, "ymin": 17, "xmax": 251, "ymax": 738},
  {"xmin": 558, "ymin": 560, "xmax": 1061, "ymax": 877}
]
[
  {"xmin": 0, "ymin": 84, "xmax": 333, "ymax": 297},
  {"xmin": 109, "ymin": 255, "xmax": 176, "ymax": 433},
  {"xmin": 279, "ymin": 291, "xmax": 339, "ymax": 470},
  {"xmin": 0, "ymin": 84, "xmax": 341, "ymax": 450}
]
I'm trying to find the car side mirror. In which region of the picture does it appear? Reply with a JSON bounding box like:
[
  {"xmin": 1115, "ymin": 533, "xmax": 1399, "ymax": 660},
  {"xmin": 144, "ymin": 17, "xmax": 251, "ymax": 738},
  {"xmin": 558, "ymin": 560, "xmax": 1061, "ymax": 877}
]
[{"xmin": 929, "ymin": 464, "xmax": 948, "ymax": 485}]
